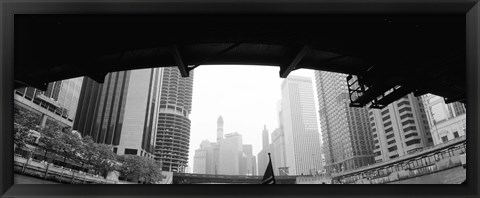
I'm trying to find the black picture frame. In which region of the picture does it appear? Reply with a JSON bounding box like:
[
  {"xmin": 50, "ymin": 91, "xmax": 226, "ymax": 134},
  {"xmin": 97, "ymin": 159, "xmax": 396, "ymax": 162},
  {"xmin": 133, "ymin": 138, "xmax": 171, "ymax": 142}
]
[{"xmin": 1, "ymin": 0, "xmax": 479, "ymax": 198}]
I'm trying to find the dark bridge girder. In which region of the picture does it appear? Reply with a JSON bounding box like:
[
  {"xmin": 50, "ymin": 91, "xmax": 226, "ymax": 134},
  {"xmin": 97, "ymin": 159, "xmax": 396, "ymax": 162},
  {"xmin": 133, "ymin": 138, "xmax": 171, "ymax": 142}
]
[{"xmin": 15, "ymin": 14, "xmax": 466, "ymax": 108}]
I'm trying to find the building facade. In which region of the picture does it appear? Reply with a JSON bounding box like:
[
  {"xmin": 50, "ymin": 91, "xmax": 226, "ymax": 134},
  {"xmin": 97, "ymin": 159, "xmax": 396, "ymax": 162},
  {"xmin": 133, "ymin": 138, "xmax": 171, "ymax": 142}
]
[
  {"xmin": 281, "ymin": 75, "xmax": 323, "ymax": 175},
  {"xmin": 257, "ymin": 125, "xmax": 273, "ymax": 176},
  {"xmin": 240, "ymin": 144, "xmax": 257, "ymax": 176},
  {"xmin": 219, "ymin": 132, "xmax": 243, "ymax": 175},
  {"xmin": 369, "ymin": 93, "xmax": 434, "ymax": 163},
  {"xmin": 192, "ymin": 116, "xmax": 225, "ymax": 175},
  {"xmin": 421, "ymin": 94, "xmax": 466, "ymax": 145},
  {"xmin": 15, "ymin": 77, "xmax": 83, "ymax": 128},
  {"xmin": 315, "ymin": 71, "xmax": 375, "ymax": 174},
  {"xmin": 73, "ymin": 69, "xmax": 161, "ymax": 158},
  {"xmin": 271, "ymin": 128, "xmax": 287, "ymax": 175},
  {"xmin": 154, "ymin": 67, "xmax": 194, "ymax": 172}
]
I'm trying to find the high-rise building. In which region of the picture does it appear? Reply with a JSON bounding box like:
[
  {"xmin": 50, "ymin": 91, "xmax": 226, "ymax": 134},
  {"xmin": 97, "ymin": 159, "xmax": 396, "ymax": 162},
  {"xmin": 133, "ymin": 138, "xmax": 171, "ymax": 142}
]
[
  {"xmin": 192, "ymin": 139, "xmax": 219, "ymax": 175},
  {"xmin": 271, "ymin": 128, "xmax": 287, "ymax": 175},
  {"xmin": 369, "ymin": 93, "xmax": 434, "ymax": 163},
  {"xmin": 422, "ymin": 94, "xmax": 466, "ymax": 145},
  {"xmin": 281, "ymin": 75, "xmax": 323, "ymax": 175},
  {"xmin": 73, "ymin": 69, "xmax": 161, "ymax": 158},
  {"xmin": 193, "ymin": 140, "xmax": 212, "ymax": 174},
  {"xmin": 240, "ymin": 144, "xmax": 257, "ymax": 176},
  {"xmin": 315, "ymin": 71, "xmax": 375, "ymax": 174},
  {"xmin": 257, "ymin": 125, "xmax": 273, "ymax": 175},
  {"xmin": 15, "ymin": 77, "xmax": 83, "ymax": 128},
  {"xmin": 154, "ymin": 67, "xmax": 194, "ymax": 172},
  {"xmin": 262, "ymin": 125, "xmax": 269, "ymax": 150},
  {"xmin": 219, "ymin": 132, "xmax": 243, "ymax": 175},
  {"xmin": 217, "ymin": 116, "xmax": 224, "ymax": 141},
  {"xmin": 194, "ymin": 117, "xmax": 255, "ymax": 176}
]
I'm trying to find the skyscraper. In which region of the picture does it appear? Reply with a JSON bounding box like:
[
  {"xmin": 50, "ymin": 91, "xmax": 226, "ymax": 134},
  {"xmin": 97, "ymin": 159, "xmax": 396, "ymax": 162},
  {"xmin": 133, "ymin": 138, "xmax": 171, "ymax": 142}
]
[
  {"xmin": 281, "ymin": 75, "xmax": 323, "ymax": 175},
  {"xmin": 271, "ymin": 128, "xmax": 287, "ymax": 175},
  {"xmin": 15, "ymin": 77, "xmax": 83, "ymax": 128},
  {"xmin": 257, "ymin": 125, "xmax": 272, "ymax": 176},
  {"xmin": 219, "ymin": 132, "xmax": 243, "ymax": 175},
  {"xmin": 193, "ymin": 140, "xmax": 213, "ymax": 174},
  {"xmin": 315, "ymin": 71, "xmax": 374, "ymax": 173},
  {"xmin": 422, "ymin": 94, "xmax": 466, "ymax": 145},
  {"xmin": 73, "ymin": 68, "xmax": 161, "ymax": 158},
  {"xmin": 369, "ymin": 93, "xmax": 434, "ymax": 163},
  {"xmin": 217, "ymin": 116, "xmax": 224, "ymax": 141},
  {"xmin": 262, "ymin": 125, "xmax": 269, "ymax": 150},
  {"xmin": 154, "ymin": 67, "xmax": 194, "ymax": 172}
]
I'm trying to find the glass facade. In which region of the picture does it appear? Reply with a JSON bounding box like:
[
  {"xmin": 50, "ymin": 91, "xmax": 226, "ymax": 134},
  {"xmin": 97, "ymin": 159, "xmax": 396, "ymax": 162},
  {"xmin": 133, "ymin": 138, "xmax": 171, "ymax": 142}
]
[
  {"xmin": 73, "ymin": 68, "xmax": 161, "ymax": 158},
  {"xmin": 280, "ymin": 76, "xmax": 323, "ymax": 175},
  {"xmin": 315, "ymin": 71, "xmax": 375, "ymax": 174},
  {"xmin": 14, "ymin": 77, "xmax": 83, "ymax": 128}
]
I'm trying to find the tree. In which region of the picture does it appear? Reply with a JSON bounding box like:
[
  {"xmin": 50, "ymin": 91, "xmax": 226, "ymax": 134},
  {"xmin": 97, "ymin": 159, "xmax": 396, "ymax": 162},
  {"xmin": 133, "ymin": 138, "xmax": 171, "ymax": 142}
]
[
  {"xmin": 76, "ymin": 135, "xmax": 96, "ymax": 170},
  {"xmin": 58, "ymin": 129, "xmax": 83, "ymax": 165},
  {"xmin": 144, "ymin": 158, "xmax": 163, "ymax": 184},
  {"xmin": 38, "ymin": 121, "xmax": 63, "ymax": 160},
  {"xmin": 116, "ymin": 155, "xmax": 144, "ymax": 182},
  {"xmin": 90, "ymin": 144, "xmax": 117, "ymax": 178},
  {"xmin": 117, "ymin": 155, "xmax": 163, "ymax": 183},
  {"xmin": 13, "ymin": 107, "xmax": 40, "ymax": 151}
]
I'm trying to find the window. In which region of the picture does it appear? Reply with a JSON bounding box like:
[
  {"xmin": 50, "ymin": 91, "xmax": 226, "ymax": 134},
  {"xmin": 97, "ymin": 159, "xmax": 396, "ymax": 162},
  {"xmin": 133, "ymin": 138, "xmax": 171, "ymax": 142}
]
[
  {"xmin": 387, "ymin": 139, "xmax": 396, "ymax": 145},
  {"xmin": 381, "ymin": 109, "xmax": 389, "ymax": 116},
  {"xmin": 399, "ymin": 107, "xmax": 412, "ymax": 114},
  {"xmin": 405, "ymin": 133, "xmax": 418, "ymax": 139},
  {"xmin": 125, "ymin": 148, "xmax": 138, "ymax": 155},
  {"xmin": 397, "ymin": 100, "xmax": 410, "ymax": 107},
  {"xmin": 385, "ymin": 127, "xmax": 393, "ymax": 133},
  {"xmin": 400, "ymin": 113, "xmax": 414, "ymax": 120},
  {"xmin": 388, "ymin": 146, "xmax": 398, "ymax": 152},
  {"xmin": 406, "ymin": 139, "xmax": 421, "ymax": 146},
  {"xmin": 113, "ymin": 147, "xmax": 118, "ymax": 154},
  {"xmin": 390, "ymin": 154, "xmax": 399, "ymax": 159},
  {"xmin": 384, "ymin": 121, "xmax": 392, "ymax": 127},
  {"xmin": 453, "ymin": 131, "xmax": 459, "ymax": 138},
  {"xmin": 382, "ymin": 115, "xmax": 390, "ymax": 121},
  {"xmin": 386, "ymin": 133, "xmax": 395, "ymax": 139},
  {"xmin": 441, "ymin": 136, "xmax": 449, "ymax": 142},
  {"xmin": 401, "ymin": 120, "xmax": 415, "ymax": 126},
  {"xmin": 403, "ymin": 126, "xmax": 417, "ymax": 132}
]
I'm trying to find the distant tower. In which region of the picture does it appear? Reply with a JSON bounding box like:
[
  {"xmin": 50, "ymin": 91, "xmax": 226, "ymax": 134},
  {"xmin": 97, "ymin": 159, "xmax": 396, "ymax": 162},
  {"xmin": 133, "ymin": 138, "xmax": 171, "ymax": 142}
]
[
  {"xmin": 217, "ymin": 116, "xmax": 224, "ymax": 141},
  {"xmin": 262, "ymin": 125, "xmax": 269, "ymax": 150}
]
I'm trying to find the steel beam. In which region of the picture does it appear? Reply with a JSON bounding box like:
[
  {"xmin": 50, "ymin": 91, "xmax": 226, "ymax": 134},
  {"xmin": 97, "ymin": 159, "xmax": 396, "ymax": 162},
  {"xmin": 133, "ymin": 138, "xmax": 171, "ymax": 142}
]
[
  {"xmin": 171, "ymin": 45, "xmax": 189, "ymax": 77},
  {"xmin": 280, "ymin": 45, "xmax": 310, "ymax": 78}
]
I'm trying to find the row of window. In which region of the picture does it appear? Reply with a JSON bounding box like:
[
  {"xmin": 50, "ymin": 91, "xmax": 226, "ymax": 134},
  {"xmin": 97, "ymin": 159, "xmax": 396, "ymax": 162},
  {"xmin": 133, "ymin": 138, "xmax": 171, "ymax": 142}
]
[{"xmin": 405, "ymin": 139, "xmax": 421, "ymax": 146}]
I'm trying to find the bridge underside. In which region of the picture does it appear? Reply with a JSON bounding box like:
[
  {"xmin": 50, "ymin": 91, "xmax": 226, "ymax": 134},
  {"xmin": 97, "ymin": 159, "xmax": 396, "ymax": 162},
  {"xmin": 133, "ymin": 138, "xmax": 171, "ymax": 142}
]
[{"xmin": 15, "ymin": 14, "xmax": 466, "ymax": 108}]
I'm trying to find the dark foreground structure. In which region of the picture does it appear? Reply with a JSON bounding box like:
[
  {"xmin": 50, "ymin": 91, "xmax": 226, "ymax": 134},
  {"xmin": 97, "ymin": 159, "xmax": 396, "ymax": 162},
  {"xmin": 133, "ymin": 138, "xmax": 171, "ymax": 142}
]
[{"xmin": 15, "ymin": 14, "xmax": 465, "ymax": 108}]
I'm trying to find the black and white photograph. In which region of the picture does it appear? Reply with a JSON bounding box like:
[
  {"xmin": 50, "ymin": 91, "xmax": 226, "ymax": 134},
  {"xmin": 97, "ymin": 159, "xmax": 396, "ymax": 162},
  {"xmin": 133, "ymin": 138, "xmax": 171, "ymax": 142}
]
[
  {"xmin": 1, "ymin": 0, "xmax": 479, "ymax": 197},
  {"xmin": 11, "ymin": 14, "xmax": 467, "ymax": 185}
]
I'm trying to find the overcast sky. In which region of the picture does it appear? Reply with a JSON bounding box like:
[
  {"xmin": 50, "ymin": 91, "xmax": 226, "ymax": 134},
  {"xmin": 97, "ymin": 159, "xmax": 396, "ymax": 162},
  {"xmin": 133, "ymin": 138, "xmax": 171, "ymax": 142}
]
[{"xmin": 187, "ymin": 65, "xmax": 321, "ymax": 172}]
